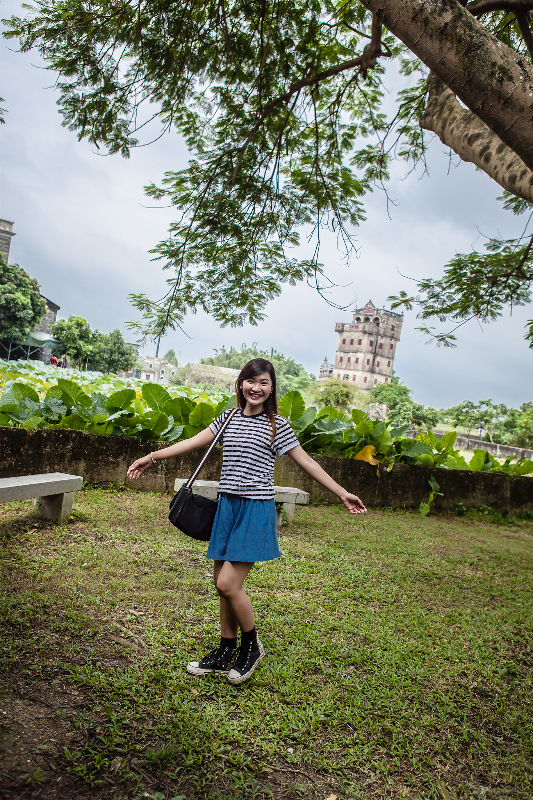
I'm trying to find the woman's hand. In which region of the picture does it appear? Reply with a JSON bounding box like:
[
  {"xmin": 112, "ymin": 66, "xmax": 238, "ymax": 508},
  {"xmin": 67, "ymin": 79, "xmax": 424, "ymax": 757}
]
[
  {"xmin": 127, "ymin": 455, "xmax": 153, "ymax": 480},
  {"xmin": 340, "ymin": 493, "xmax": 367, "ymax": 514}
]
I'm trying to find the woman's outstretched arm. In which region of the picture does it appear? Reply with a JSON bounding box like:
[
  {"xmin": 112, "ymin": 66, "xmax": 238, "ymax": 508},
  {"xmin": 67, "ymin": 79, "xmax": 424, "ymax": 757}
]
[
  {"xmin": 127, "ymin": 427, "xmax": 215, "ymax": 480},
  {"xmin": 286, "ymin": 445, "xmax": 367, "ymax": 514}
]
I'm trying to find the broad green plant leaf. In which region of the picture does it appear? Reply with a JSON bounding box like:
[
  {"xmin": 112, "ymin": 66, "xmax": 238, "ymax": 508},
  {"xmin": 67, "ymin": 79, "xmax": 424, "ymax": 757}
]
[
  {"xmin": 468, "ymin": 450, "xmax": 487, "ymax": 471},
  {"xmin": 278, "ymin": 390, "xmax": 305, "ymax": 422},
  {"xmin": 59, "ymin": 414, "xmax": 87, "ymax": 431},
  {"xmin": 105, "ymin": 389, "xmax": 136, "ymax": 411},
  {"xmin": 142, "ymin": 383, "xmax": 172, "ymax": 411},
  {"xmin": 511, "ymin": 458, "xmax": 533, "ymax": 475},
  {"xmin": 353, "ymin": 418, "xmax": 374, "ymax": 438},
  {"xmin": 140, "ymin": 410, "xmax": 170, "ymax": 435},
  {"xmin": 57, "ymin": 379, "xmax": 91, "ymax": 408},
  {"xmin": 189, "ymin": 402, "xmax": 216, "ymax": 429},
  {"xmin": 12, "ymin": 382, "xmax": 40, "ymax": 404},
  {"xmin": 294, "ymin": 406, "xmax": 317, "ymax": 432},
  {"xmin": 352, "ymin": 409, "xmax": 371, "ymax": 426}
]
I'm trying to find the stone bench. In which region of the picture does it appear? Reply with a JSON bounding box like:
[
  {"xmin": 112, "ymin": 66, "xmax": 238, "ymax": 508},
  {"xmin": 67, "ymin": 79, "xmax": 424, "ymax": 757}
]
[
  {"xmin": 173, "ymin": 479, "xmax": 309, "ymax": 526},
  {"xmin": 0, "ymin": 472, "xmax": 84, "ymax": 521}
]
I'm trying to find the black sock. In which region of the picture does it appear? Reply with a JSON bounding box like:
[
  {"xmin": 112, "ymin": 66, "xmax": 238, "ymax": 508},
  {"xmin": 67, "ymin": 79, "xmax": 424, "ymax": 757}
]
[
  {"xmin": 241, "ymin": 626, "xmax": 257, "ymax": 646},
  {"xmin": 220, "ymin": 636, "xmax": 238, "ymax": 650}
]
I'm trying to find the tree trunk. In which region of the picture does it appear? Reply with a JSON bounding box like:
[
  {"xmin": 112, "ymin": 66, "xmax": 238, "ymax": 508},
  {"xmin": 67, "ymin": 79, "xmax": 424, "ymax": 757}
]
[
  {"xmin": 360, "ymin": 0, "xmax": 533, "ymax": 172},
  {"xmin": 420, "ymin": 73, "xmax": 533, "ymax": 202}
]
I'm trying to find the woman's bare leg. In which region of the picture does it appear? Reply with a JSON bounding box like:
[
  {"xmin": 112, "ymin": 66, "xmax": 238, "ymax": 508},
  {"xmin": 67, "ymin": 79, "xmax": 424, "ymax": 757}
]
[{"xmin": 214, "ymin": 560, "xmax": 255, "ymax": 636}]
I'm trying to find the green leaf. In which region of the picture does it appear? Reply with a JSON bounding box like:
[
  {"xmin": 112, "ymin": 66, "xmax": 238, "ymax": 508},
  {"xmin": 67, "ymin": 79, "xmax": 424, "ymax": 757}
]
[
  {"xmin": 278, "ymin": 390, "xmax": 305, "ymax": 422},
  {"xmin": 163, "ymin": 396, "xmax": 195, "ymax": 423},
  {"xmin": 438, "ymin": 431, "xmax": 457, "ymax": 452},
  {"xmin": 0, "ymin": 412, "xmax": 11, "ymax": 426},
  {"xmin": 159, "ymin": 424, "xmax": 185, "ymax": 441},
  {"xmin": 510, "ymin": 458, "xmax": 533, "ymax": 475},
  {"xmin": 352, "ymin": 409, "xmax": 371, "ymax": 426},
  {"xmin": 428, "ymin": 475, "xmax": 442, "ymax": 494},
  {"xmin": 419, "ymin": 502, "xmax": 430, "ymax": 517},
  {"xmin": 374, "ymin": 428, "xmax": 393, "ymax": 454},
  {"xmin": 294, "ymin": 406, "xmax": 317, "ymax": 432},
  {"xmin": 142, "ymin": 383, "xmax": 172, "ymax": 411},
  {"xmin": 468, "ymin": 449, "xmax": 487, "ymax": 471},
  {"xmin": 56, "ymin": 379, "xmax": 91, "ymax": 408},
  {"xmin": 353, "ymin": 418, "xmax": 374, "ymax": 438},
  {"xmin": 21, "ymin": 415, "xmax": 45, "ymax": 430},
  {"xmin": 12, "ymin": 382, "xmax": 40, "ymax": 404},
  {"xmin": 189, "ymin": 402, "xmax": 216, "ymax": 429},
  {"xmin": 59, "ymin": 414, "xmax": 87, "ymax": 431},
  {"xmin": 140, "ymin": 410, "xmax": 170, "ymax": 435},
  {"xmin": 105, "ymin": 389, "xmax": 136, "ymax": 412}
]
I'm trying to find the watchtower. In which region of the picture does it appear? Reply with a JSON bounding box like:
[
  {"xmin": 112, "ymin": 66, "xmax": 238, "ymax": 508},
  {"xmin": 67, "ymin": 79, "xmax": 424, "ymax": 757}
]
[{"xmin": 328, "ymin": 300, "xmax": 403, "ymax": 390}]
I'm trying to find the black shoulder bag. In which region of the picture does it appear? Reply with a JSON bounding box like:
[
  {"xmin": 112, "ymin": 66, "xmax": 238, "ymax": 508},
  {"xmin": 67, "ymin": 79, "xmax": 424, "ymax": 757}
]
[{"xmin": 168, "ymin": 407, "xmax": 239, "ymax": 541}]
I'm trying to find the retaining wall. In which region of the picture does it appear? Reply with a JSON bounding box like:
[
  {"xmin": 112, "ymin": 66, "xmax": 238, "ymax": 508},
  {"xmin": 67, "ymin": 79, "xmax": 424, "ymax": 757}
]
[{"xmin": 0, "ymin": 427, "xmax": 531, "ymax": 514}]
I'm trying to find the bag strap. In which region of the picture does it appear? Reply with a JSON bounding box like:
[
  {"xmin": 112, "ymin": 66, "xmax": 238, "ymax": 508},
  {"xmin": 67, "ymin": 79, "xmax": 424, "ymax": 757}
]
[{"xmin": 185, "ymin": 407, "xmax": 240, "ymax": 489}]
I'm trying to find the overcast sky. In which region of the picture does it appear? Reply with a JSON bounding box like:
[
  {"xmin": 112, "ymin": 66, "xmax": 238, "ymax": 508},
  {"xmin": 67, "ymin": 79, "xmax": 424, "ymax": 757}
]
[{"xmin": 2, "ymin": 1, "xmax": 531, "ymax": 409}]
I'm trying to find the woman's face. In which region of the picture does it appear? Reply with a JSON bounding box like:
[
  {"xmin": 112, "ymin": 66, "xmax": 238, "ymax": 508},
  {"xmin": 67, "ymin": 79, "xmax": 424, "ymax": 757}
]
[{"xmin": 241, "ymin": 371, "xmax": 273, "ymax": 409}]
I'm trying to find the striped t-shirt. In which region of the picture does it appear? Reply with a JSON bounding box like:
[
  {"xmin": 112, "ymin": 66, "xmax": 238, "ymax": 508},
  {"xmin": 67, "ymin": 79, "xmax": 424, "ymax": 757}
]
[{"xmin": 209, "ymin": 409, "xmax": 300, "ymax": 500}]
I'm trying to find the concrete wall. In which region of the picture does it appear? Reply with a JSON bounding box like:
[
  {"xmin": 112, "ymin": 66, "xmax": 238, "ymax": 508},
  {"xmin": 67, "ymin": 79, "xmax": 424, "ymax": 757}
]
[{"xmin": 1, "ymin": 427, "xmax": 531, "ymax": 514}]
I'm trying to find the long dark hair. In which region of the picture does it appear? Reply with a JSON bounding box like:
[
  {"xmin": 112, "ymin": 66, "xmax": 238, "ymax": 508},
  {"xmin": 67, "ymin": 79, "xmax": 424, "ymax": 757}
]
[{"xmin": 235, "ymin": 359, "xmax": 278, "ymax": 439}]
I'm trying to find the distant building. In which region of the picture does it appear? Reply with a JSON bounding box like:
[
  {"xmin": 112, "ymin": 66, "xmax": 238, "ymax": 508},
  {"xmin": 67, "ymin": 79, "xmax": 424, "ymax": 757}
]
[
  {"xmin": 0, "ymin": 219, "xmax": 15, "ymax": 261},
  {"xmin": 320, "ymin": 300, "xmax": 403, "ymax": 391},
  {"xmin": 137, "ymin": 356, "xmax": 177, "ymax": 385}
]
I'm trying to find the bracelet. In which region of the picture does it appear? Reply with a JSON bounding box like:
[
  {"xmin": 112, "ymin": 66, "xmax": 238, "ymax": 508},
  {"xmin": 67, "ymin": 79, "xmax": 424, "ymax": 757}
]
[{"xmin": 149, "ymin": 452, "xmax": 157, "ymax": 466}]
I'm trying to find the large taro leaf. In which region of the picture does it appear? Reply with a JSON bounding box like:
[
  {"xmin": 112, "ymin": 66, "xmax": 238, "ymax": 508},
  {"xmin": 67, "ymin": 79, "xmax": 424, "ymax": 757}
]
[
  {"xmin": 10, "ymin": 397, "xmax": 40, "ymax": 422},
  {"xmin": 163, "ymin": 396, "xmax": 195, "ymax": 423},
  {"xmin": 142, "ymin": 383, "xmax": 171, "ymax": 412},
  {"xmin": 438, "ymin": 431, "xmax": 457, "ymax": 452},
  {"xmin": 105, "ymin": 389, "xmax": 136, "ymax": 412},
  {"xmin": 214, "ymin": 396, "xmax": 236, "ymax": 416},
  {"xmin": 389, "ymin": 424, "xmax": 411, "ymax": 439},
  {"xmin": 352, "ymin": 409, "xmax": 371, "ymax": 426},
  {"xmin": 0, "ymin": 387, "xmax": 16, "ymax": 408},
  {"xmin": 58, "ymin": 414, "xmax": 87, "ymax": 431},
  {"xmin": 511, "ymin": 458, "xmax": 533, "ymax": 475},
  {"xmin": 293, "ymin": 406, "xmax": 317, "ymax": 433},
  {"xmin": 21, "ymin": 415, "xmax": 45, "ymax": 430},
  {"xmin": 159, "ymin": 424, "xmax": 185, "ymax": 442},
  {"xmin": 12, "ymin": 382, "xmax": 40, "ymax": 404},
  {"xmin": 373, "ymin": 428, "xmax": 393, "ymax": 454},
  {"xmin": 189, "ymin": 402, "xmax": 216, "ymax": 429},
  {"xmin": 468, "ymin": 449, "xmax": 489, "ymax": 471},
  {"xmin": 41, "ymin": 396, "xmax": 67, "ymax": 420},
  {"xmin": 56, "ymin": 379, "xmax": 91, "ymax": 408},
  {"xmin": 140, "ymin": 410, "xmax": 170, "ymax": 436},
  {"xmin": 278, "ymin": 390, "xmax": 305, "ymax": 422},
  {"xmin": 86, "ymin": 414, "xmax": 114, "ymax": 435},
  {"xmin": 353, "ymin": 417, "xmax": 374, "ymax": 438}
]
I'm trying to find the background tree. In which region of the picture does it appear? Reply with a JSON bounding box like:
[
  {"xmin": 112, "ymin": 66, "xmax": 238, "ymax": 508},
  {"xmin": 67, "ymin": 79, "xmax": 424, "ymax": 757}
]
[
  {"xmin": 496, "ymin": 402, "xmax": 533, "ymax": 448},
  {"xmin": 0, "ymin": 255, "xmax": 47, "ymax": 357},
  {"xmin": 163, "ymin": 348, "xmax": 179, "ymax": 367},
  {"xmin": 5, "ymin": 0, "xmax": 533, "ymax": 343},
  {"xmin": 201, "ymin": 344, "xmax": 315, "ymax": 395},
  {"xmin": 309, "ymin": 377, "xmax": 368, "ymax": 412},
  {"xmin": 90, "ymin": 329, "xmax": 138, "ymax": 374},
  {"xmin": 51, "ymin": 316, "xmax": 96, "ymax": 367},
  {"xmin": 370, "ymin": 379, "xmax": 438, "ymax": 429}
]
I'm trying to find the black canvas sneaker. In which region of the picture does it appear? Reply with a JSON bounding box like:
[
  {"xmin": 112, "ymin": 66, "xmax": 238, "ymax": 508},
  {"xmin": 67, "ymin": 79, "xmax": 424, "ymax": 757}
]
[
  {"xmin": 227, "ymin": 637, "xmax": 265, "ymax": 685},
  {"xmin": 187, "ymin": 644, "xmax": 238, "ymax": 676}
]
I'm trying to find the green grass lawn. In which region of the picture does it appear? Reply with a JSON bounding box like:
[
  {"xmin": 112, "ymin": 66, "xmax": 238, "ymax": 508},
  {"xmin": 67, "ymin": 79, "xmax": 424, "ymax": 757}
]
[{"xmin": 1, "ymin": 489, "xmax": 532, "ymax": 800}]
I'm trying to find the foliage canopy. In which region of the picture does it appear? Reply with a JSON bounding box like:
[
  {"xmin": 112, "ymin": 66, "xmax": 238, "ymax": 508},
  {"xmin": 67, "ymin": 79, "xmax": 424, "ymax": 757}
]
[
  {"xmin": 0, "ymin": 256, "xmax": 47, "ymax": 343},
  {"xmin": 4, "ymin": 0, "xmax": 533, "ymax": 344}
]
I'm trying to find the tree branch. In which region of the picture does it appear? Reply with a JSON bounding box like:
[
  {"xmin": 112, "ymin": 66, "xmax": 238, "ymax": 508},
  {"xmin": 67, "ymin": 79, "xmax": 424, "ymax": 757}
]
[
  {"xmin": 466, "ymin": 0, "xmax": 533, "ymax": 15},
  {"xmin": 419, "ymin": 73, "xmax": 533, "ymax": 202},
  {"xmin": 515, "ymin": 11, "xmax": 533, "ymax": 59},
  {"xmin": 359, "ymin": 0, "xmax": 533, "ymax": 172}
]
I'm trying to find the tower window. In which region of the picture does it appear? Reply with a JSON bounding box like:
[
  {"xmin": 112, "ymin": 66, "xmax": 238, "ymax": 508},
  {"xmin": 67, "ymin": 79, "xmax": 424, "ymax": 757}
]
[
  {"xmin": 370, "ymin": 340, "xmax": 373, "ymax": 347},
  {"xmin": 344, "ymin": 374, "xmax": 349, "ymax": 381},
  {"xmin": 379, "ymin": 343, "xmax": 382, "ymax": 349},
  {"xmin": 342, "ymin": 338, "xmax": 346, "ymax": 344},
  {"xmin": 350, "ymin": 338, "xmax": 354, "ymax": 345},
  {"xmin": 347, "ymin": 356, "xmax": 351, "ymax": 363},
  {"xmin": 390, "ymin": 343, "xmax": 394, "ymax": 349},
  {"xmin": 387, "ymin": 360, "xmax": 391, "ymax": 366},
  {"xmin": 339, "ymin": 356, "xmax": 343, "ymax": 362},
  {"xmin": 358, "ymin": 339, "xmax": 362, "ymax": 345},
  {"xmin": 366, "ymin": 358, "xmax": 370, "ymax": 365},
  {"xmin": 376, "ymin": 361, "xmax": 380, "ymax": 367},
  {"xmin": 364, "ymin": 376, "xmax": 367, "ymax": 383},
  {"xmin": 352, "ymin": 376, "xmax": 356, "ymax": 381},
  {"xmin": 391, "ymin": 325, "xmax": 395, "ymax": 332},
  {"xmin": 355, "ymin": 357, "xmax": 359, "ymax": 364},
  {"xmin": 374, "ymin": 379, "xmax": 377, "ymax": 384},
  {"xmin": 385, "ymin": 378, "xmax": 388, "ymax": 382}
]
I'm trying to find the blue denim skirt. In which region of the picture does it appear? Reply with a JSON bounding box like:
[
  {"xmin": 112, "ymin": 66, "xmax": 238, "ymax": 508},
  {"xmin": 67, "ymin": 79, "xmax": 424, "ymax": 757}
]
[{"xmin": 206, "ymin": 492, "xmax": 281, "ymax": 562}]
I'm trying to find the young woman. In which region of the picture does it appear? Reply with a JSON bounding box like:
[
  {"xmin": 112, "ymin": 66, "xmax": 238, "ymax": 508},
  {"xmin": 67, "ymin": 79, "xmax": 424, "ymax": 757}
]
[{"xmin": 127, "ymin": 359, "xmax": 366, "ymax": 685}]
